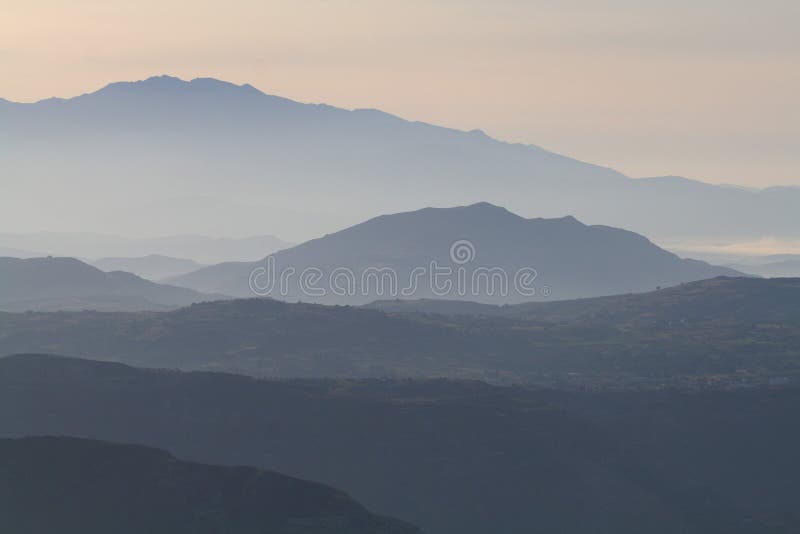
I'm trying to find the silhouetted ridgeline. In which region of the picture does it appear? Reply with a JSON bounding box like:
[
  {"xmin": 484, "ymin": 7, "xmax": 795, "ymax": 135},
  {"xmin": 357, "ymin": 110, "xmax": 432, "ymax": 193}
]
[
  {"xmin": 0, "ymin": 436, "xmax": 422, "ymax": 534},
  {"xmin": 0, "ymin": 256, "xmax": 225, "ymax": 312},
  {"xmin": 168, "ymin": 202, "xmax": 742, "ymax": 303},
  {"xmin": 0, "ymin": 278, "xmax": 797, "ymax": 386},
  {"xmin": 2, "ymin": 354, "xmax": 798, "ymax": 534},
  {"xmin": 367, "ymin": 276, "xmax": 800, "ymax": 324}
]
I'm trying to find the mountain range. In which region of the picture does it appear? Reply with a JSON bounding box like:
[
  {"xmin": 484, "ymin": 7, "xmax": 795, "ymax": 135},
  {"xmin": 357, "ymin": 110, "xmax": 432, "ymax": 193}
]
[
  {"xmin": 3, "ymin": 71, "xmax": 797, "ymax": 534},
  {"xmin": 0, "ymin": 435, "xmax": 421, "ymax": 534},
  {"xmin": 0, "ymin": 256, "xmax": 221, "ymax": 312},
  {"xmin": 168, "ymin": 202, "xmax": 743, "ymax": 303},
  {"xmin": 2, "ymin": 277, "xmax": 797, "ymax": 385},
  {"xmin": 2, "ymin": 75, "xmax": 798, "ymax": 246}
]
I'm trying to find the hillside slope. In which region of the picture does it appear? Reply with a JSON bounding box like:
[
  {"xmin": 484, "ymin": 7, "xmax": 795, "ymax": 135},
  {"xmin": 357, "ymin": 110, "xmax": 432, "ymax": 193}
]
[{"xmin": 0, "ymin": 435, "xmax": 421, "ymax": 534}]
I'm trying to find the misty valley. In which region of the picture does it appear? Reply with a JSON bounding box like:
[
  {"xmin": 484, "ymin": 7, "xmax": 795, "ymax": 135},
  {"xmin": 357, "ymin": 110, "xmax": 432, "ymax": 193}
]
[{"xmin": 2, "ymin": 10, "xmax": 800, "ymax": 532}]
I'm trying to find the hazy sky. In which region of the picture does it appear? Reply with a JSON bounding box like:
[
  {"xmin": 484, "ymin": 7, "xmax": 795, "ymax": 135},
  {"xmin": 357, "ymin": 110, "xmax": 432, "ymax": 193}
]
[{"xmin": 2, "ymin": 0, "xmax": 798, "ymax": 187}]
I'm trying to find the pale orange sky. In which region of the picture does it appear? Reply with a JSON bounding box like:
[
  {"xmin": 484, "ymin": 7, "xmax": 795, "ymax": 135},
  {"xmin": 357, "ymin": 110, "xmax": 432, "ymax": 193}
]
[{"xmin": 2, "ymin": 0, "xmax": 798, "ymax": 187}]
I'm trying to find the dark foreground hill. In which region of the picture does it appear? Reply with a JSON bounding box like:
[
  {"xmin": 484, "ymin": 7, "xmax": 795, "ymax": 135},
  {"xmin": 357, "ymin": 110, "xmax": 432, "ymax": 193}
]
[
  {"xmin": 2, "ymin": 354, "xmax": 798, "ymax": 534},
  {"xmin": 0, "ymin": 256, "xmax": 222, "ymax": 312},
  {"xmin": 0, "ymin": 436, "xmax": 421, "ymax": 534},
  {"xmin": 1, "ymin": 278, "xmax": 798, "ymax": 386},
  {"xmin": 169, "ymin": 202, "xmax": 742, "ymax": 303}
]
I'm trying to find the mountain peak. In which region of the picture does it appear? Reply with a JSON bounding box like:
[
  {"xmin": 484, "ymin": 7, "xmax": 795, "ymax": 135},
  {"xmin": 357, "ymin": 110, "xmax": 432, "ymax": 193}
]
[
  {"xmin": 88, "ymin": 75, "xmax": 265, "ymax": 100},
  {"xmin": 454, "ymin": 202, "xmax": 518, "ymax": 216},
  {"xmin": 556, "ymin": 214, "xmax": 583, "ymax": 225},
  {"xmin": 397, "ymin": 202, "xmax": 523, "ymax": 226},
  {"xmin": 465, "ymin": 201, "xmax": 504, "ymax": 210},
  {"xmin": 136, "ymin": 74, "xmax": 184, "ymax": 85},
  {"xmin": 450, "ymin": 203, "xmax": 587, "ymax": 227}
]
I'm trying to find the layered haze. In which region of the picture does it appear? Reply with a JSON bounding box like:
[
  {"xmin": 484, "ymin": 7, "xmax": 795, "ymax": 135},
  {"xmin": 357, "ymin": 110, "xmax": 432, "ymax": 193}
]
[
  {"xmin": 1, "ymin": 75, "xmax": 798, "ymax": 249},
  {"xmin": 4, "ymin": 3, "xmax": 799, "ymax": 533}
]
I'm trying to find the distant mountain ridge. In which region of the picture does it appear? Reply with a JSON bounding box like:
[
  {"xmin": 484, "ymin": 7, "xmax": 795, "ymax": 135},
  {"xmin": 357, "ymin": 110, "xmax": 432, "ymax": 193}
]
[
  {"xmin": 722, "ymin": 255, "xmax": 800, "ymax": 278},
  {"xmin": 92, "ymin": 254, "xmax": 205, "ymax": 280},
  {"xmin": 0, "ymin": 232, "xmax": 292, "ymax": 264},
  {"xmin": 2, "ymin": 75, "xmax": 798, "ymax": 245},
  {"xmin": 169, "ymin": 202, "xmax": 744, "ymax": 303},
  {"xmin": 0, "ymin": 256, "xmax": 222, "ymax": 311},
  {"xmin": 367, "ymin": 276, "xmax": 800, "ymax": 324}
]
